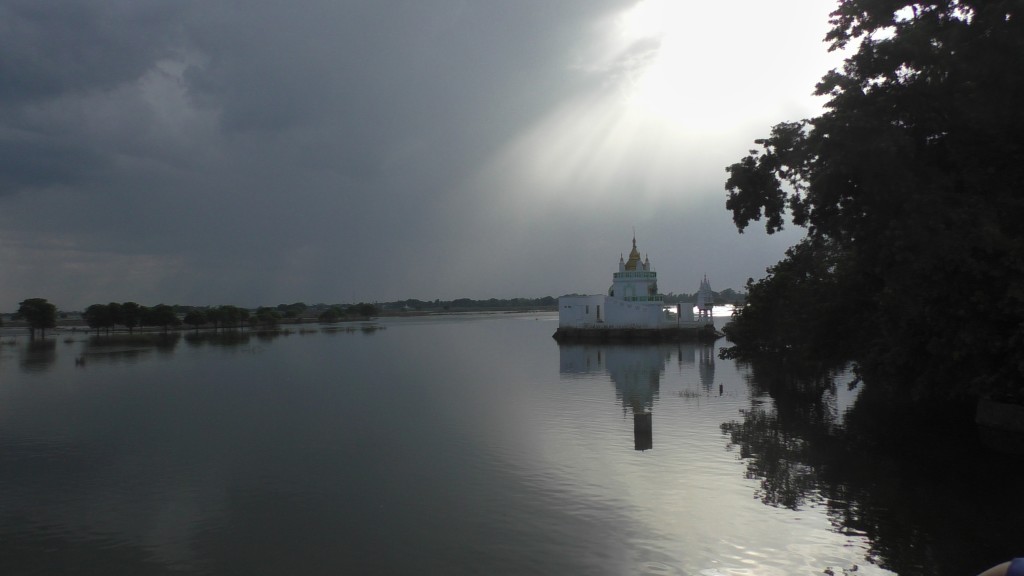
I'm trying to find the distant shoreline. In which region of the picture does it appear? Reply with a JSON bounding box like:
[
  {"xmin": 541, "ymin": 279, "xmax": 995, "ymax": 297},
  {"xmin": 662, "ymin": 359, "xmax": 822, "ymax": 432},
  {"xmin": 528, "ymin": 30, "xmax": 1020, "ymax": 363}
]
[{"xmin": 0, "ymin": 306, "xmax": 560, "ymax": 335}]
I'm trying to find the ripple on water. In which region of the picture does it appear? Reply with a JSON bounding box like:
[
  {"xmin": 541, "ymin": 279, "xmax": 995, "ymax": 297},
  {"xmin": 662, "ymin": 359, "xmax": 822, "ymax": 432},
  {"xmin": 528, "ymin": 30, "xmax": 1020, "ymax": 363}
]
[{"xmin": 638, "ymin": 560, "xmax": 682, "ymax": 575}]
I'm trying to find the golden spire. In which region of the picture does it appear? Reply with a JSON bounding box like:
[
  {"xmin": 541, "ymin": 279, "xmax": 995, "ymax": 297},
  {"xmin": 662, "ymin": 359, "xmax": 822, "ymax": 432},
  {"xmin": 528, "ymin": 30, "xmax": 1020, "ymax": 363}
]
[{"xmin": 625, "ymin": 234, "xmax": 642, "ymax": 271}]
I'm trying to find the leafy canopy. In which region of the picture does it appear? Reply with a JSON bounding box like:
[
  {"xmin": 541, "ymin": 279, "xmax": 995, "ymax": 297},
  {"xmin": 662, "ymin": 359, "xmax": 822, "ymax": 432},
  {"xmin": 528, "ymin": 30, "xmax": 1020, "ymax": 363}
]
[
  {"xmin": 723, "ymin": 0, "xmax": 1024, "ymax": 399},
  {"xmin": 16, "ymin": 298, "xmax": 57, "ymax": 338}
]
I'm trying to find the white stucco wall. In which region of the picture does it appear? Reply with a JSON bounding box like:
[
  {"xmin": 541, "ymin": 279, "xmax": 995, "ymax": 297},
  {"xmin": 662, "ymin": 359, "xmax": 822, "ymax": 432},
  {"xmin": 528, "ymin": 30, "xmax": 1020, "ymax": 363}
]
[
  {"xmin": 558, "ymin": 295, "xmax": 607, "ymax": 327},
  {"xmin": 603, "ymin": 297, "xmax": 665, "ymax": 328},
  {"xmin": 558, "ymin": 296, "xmax": 709, "ymax": 329}
]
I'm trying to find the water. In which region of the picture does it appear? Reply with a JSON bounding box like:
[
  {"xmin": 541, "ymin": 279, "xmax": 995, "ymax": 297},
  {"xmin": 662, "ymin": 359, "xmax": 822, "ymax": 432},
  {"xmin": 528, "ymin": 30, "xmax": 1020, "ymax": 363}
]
[{"xmin": 0, "ymin": 313, "xmax": 1018, "ymax": 575}]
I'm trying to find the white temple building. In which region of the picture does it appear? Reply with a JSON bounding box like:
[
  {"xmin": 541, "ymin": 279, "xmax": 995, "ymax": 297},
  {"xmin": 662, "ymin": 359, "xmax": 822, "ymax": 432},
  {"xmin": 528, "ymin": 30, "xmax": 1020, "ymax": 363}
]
[{"xmin": 556, "ymin": 236, "xmax": 716, "ymax": 338}]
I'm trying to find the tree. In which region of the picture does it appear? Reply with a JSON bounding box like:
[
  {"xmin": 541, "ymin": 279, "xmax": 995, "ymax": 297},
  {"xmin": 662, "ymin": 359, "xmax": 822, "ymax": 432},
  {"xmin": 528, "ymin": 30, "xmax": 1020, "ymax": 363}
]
[
  {"xmin": 107, "ymin": 302, "xmax": 124, "ymax": 331},
  {"xmin": 237, "ymin": 307, "xmax": 250, "ymax": 329},
  {"xmin": 276, "ymin": 302, "xmax": 307, "ymax": 319},
  {"xmin": 217, "ymin": 305, "xmax": 239, "ymax": 330},
  {"xmin": 254, "ymin": 307, "xmax": 281, "ymax": 329},
  {"xmin": 145, "ymin": 304, "xmax": 181, "ymax": 333},
  {"xmin": 121, "ymin": 302, "xmax": 144, "ymax": 334},
  {"xmin": 183, "ymin": 309, "xmax": 208, "ymax": 332},
  {"xmin": 209, "ymin": 305, "xmax": 250, "ymax": 330},
  {"xmin": 723, "ymin": 1, "xmax": 1024, "ymax": 401},
  {"xmin": 83, "ymin": 303, "xmax": 112, "ymax": 334},
  {"xmin": 205, "ymin": 307, "xmax": 223, "ymax": 331},
  {"xmin": 351, "ymin": 302, "xmax": 378, "ymax": 318},
  {"xmin": 319, "ymin": 306, "xmax": 345, "ymax": 323},
  {"xmin": 16, "ymin": 298, "xmax": 57, "ymax": 339}
]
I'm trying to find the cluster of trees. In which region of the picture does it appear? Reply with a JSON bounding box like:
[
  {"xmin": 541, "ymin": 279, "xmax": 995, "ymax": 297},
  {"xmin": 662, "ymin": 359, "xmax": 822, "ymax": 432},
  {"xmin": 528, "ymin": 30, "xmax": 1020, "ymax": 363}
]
[
  {"xmin": 81, "ymin": 303, "xmax": 297, "ymax": 333},
  {"xmin": 274, "ymin": 302, "xmax": 308, "ymax": 319},
  {"xmin": 83, "ymin": 302, "xmax": 180, "ymax": 333},
  {"xmin": 181, "ymin": 305, "xmax": 248, "ymax": 331},
  {"xmin": 318, "ymin": 303, "xmax": 379, "ymax": 323},
  {"xmin": 722, "ymin": 1, "xmax": 1024, "ymax": 402},
  {"xmin": 386, "ymin": 297, "xmax": 557, "ymax": 311}
]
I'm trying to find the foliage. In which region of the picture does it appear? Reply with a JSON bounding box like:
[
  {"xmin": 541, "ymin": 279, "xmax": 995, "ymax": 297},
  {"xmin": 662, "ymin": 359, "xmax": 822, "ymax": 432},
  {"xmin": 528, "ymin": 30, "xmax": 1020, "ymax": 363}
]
[
  {"xmin": 391, "ymin": 296, "xmax": 559, "ymax": 311},
  {"xmin": 121, "ymin": 302, "xmax": 144, "ymax": 334},
  {"xmin": 349, "ymin": 302, "xmax": 378, "ymax": 318},
  {"xmin": 722, "ymin": 237, "xmax": 866, "ymax": 367},
  {"xmin": 318, "ymin": 306, "xmax": 345, "ymax": 323},
  {"xmin": 723, "ymin": 0, "xmax": 1024, "ymax": 400},
  {"xmin": 15, "ymin": 298, "xmax": 57, "ymax": 339},
  {"xmin": 107, "ymin": 302, "xmax": 124, "ymax": 329},
  {"xmin": 205, "ymin": 307, "xmax": 223, "ymax": 331},
  {"xmin": 276, "ymin": 302, "xmax": 307, "ymax": 318},
  {"xmin": 318, "ymin": 303, "xmax": 377, "ymax": 322},
  {"xmin": 144, "ymin": 304, "xmax": 181, "ymax": 332},
  {"xmin": 254, "ymin": 307, "xmax": 282, "ymax": 328},
  {"xmin": 183, "ymin": 309, "xmax": 208, "ymax": 330},
  {"xmin": 83, "ymin": 303, "xmax": 113, "ymax": 334},
  {"xmin": 215, "ymin": 305, "xmax": 248, "ymax": 330}
]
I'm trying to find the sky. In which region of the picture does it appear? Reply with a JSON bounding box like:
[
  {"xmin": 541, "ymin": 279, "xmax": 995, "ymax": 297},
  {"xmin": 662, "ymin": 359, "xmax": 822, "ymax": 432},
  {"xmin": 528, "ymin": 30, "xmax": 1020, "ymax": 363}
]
[{"xmin": 0, "ymin": 0, "xmax": 845, "ymax": 310}]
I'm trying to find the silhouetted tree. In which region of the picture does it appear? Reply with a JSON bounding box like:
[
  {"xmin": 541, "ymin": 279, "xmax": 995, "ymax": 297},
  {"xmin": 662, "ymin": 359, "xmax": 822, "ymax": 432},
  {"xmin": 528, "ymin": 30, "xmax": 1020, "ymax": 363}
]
[
  {"xmin": 319, "ymin": 306, "xmax": 345, "ymax": 323},
  {"xmin": 205, "ymin": 307, "xmax": 223, "ymax": 331},
  {"xmin": 83, "ymin": 303, "xmax": 112, "ymax": 334},
  {"xmin": 107, "ymin": 302, "xmax": 124, "ymax": 331},
  {"xmin": 183, "ymin": 309, "xmax": 208, "ymax": 332},
  {"xmin": 145, "ymin": 304, "xmax": 181, "ymax": 333},
  {"xmin": 722, "ymin": 0, "xmax": 1024, "ymax": 401},
  {"xmin": 215, "ymin": 305, "xmax": 249, "ymax": 330},
  {"xmin": 350, "ymin": 302, "xmax": 378, "ymax": 318},
  {"xmin": 255, "ymin": 307, "xmax": 281, "ymax": 329},
  {"xmin": 276, "ymin": 302, "xmax": 307, "ymax": 318},
  {"xmin": 16, "ymin": 298, "xmax": 57, "ymax": 339},
  {"xmin": 121, "ymin": 302, "xmax": 145, "ymax": 334}
]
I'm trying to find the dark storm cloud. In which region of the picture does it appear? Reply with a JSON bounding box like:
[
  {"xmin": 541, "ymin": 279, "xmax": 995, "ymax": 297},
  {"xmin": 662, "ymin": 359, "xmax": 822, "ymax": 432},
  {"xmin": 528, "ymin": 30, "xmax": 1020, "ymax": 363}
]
[
  {"xmin": 0, "ymin": 0, "xmax": 188, "ymax": 104},
  {"xmin": 0, "ymin": 138, "xmax": 106, "ymax": 193},
  {"xmin": 0, "ymin": 1, "xmax": 189, "ymax": 196},
  {"xmin": 0, "ymin": 0, "xmax": 833, "ymax": 309}
]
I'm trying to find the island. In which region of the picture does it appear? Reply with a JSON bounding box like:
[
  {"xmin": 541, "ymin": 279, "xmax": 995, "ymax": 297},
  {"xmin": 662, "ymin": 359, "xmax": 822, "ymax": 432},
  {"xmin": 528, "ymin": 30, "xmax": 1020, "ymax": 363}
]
[{"xmin": 553, "ymin": 236, "xmax": 723, "ymax": 343}]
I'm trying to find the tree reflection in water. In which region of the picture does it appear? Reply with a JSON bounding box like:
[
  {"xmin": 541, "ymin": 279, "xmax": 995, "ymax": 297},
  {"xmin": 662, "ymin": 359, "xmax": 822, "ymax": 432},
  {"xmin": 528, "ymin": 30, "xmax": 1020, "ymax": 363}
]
[
  {"xmin": 722, "ymin": 357, "xmax": 1024, "ymax": 576},
  {"xmin": 20, "ymin": 339, "xmax": 58, "ymax": 373}
]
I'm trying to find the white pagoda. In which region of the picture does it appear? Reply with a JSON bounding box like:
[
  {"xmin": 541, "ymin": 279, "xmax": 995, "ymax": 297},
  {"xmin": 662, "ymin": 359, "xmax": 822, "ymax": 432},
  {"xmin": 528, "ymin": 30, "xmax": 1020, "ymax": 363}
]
[
  {"xmin": 696, "ymin": 275, "xmax": 715, "ymax": 323},
  {"xmin": 555, "ymin": 236, "xmax": 717, "ymax": 340}
]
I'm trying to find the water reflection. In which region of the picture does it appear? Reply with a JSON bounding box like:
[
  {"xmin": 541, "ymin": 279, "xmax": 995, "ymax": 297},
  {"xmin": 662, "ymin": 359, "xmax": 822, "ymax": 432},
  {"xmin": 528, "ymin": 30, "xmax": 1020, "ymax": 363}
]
[
  {"xmin": 3, "ymin": 316, "xmax": 1019, "ymax": 575},
  {"xmin": 722, "ymin": 356, "xmax": 1024, "ymax": 576},
  {"xmin": 185, "ymin": 330, "xmax": 254, "ymax": 348},
  {"xmin": 20, "ymin": 339, "xmax": 57, "ymax": 373},
  {"xmin": 320, "ymin": 323, "xmax": 386, "ymax": 335},
  {"xmin": 2, "ymin": 326, "xmax": 386, "ymax": 369},
  {"xmin": 559, "ymin": 343, "xmax": 716, "ymax": 451},
  {"xmin": 81, "ymin": 333, "xmax": 182, "ymax": 364}
]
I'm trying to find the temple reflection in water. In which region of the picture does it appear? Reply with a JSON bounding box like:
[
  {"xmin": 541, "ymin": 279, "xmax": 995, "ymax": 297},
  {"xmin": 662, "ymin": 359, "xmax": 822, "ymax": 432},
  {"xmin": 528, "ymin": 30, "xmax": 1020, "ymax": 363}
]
[{"xmin": 558, "ymin": 343, "xmax": 715, "ymax": 450}]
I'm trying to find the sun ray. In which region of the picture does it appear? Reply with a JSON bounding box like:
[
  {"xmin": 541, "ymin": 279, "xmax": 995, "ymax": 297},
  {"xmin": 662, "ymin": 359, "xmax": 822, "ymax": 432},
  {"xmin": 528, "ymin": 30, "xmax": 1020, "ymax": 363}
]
[{"xmin": 472, "ymin": 0, "xmax": 842, "ymax": 218}]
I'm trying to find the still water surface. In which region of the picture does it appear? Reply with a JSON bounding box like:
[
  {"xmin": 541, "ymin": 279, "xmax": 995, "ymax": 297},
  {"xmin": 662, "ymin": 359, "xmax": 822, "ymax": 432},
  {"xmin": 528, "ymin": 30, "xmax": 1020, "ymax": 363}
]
[{"xmin": 0, "ymin": 313, "xmax": 1018, "ymax": 575}]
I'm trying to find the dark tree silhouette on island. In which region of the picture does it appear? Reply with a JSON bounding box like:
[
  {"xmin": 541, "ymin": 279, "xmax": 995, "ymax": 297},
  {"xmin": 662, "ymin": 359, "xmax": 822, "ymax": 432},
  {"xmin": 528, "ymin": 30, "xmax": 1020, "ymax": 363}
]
[{"xmin": 16, "ymin": 298, "xmax": 57, "ymax": 339}]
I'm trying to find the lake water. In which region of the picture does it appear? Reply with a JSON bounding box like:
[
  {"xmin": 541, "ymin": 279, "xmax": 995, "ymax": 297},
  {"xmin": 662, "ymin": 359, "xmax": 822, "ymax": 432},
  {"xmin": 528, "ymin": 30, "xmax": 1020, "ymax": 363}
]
[{"xmin": 0, "ymin": 313, "xmax": 1020, "ymax": 576}]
